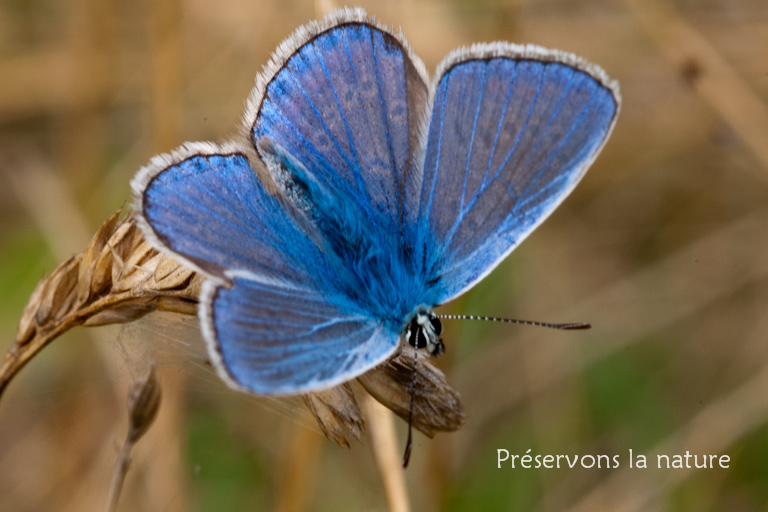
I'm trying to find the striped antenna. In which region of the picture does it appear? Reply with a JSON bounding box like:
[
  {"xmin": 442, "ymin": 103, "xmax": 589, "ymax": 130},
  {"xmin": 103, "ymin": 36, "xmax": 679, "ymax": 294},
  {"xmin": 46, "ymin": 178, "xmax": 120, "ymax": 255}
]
[{"xmin": 436, "ymin": 314, "xmax": 590, "ymax": 330}]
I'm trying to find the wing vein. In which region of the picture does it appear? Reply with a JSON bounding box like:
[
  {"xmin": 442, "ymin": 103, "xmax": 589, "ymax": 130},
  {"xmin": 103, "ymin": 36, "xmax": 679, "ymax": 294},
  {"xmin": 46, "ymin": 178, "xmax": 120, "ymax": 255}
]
[
  {"xmin": 483, "ymin": 62, "xmax": 517, "ymax": 185},
  {"xmin": 314, "ymin": 37, "xmax": 370, "ymax": 205},
  {"xmin": 434, "ymin": 66, "xmax": 545, "ymax": 253},
  {"xmin": 512, "ymin": 71, "xmax": 578, "ymax": 214},
  {"xmin": 369, "ymin": 28, "xmax": 401, "ymax": 235},
  {"xmin": 460, "ymin": 64, "xmax": 488, "ymax": 212}
]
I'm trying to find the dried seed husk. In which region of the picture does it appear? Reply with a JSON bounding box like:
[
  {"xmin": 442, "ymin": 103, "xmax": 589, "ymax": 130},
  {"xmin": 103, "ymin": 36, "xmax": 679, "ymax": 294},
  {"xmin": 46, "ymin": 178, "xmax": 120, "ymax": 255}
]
[
  {"xmin": 303, "ymin": 383, "xmax": 364, "ymax": 447},
  {"xmin": 1, "ymin": 212, "xmax": 202, "ymax": 396},
  {"xmin": 35, "ymin": 255, "xmax": 80, "ymax": 325},
  {"xmin": 78, "ymin": 208, "xmax": 122, "ymax": 303},
  {"xmin": 358, "ymin": 345, "xmax": 465, "ymax": 437},
  {"xmin": 127, "ymin": 366, "xmax": 162, "ymax": 443},
  {"xmin": 154, "ymin": 255, "xmax": 194, "ymax": 290},
  {"xmin": 16, "ymin": 274, "xmax": 47, "ymax": 346}
]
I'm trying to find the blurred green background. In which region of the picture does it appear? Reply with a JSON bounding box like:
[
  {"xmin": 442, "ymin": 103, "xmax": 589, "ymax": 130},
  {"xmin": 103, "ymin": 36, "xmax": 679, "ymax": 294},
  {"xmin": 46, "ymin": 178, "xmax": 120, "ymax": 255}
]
[{"xmin": 1, "ymin": 0, "xmax": 768, "ymax": 510}]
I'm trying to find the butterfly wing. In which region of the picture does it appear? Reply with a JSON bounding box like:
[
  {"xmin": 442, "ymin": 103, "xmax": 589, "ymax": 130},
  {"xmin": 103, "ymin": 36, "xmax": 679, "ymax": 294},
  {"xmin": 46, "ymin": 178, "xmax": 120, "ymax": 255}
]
[
  {"xmin": 132, "ymin": 143, "xmax": 399, "ymax": 394},
  {"xmin": 202, "ymin": 273, "xmax": 397, "ymax": 394},
  {"xmin": 134, "ymin": 143, "xmax": 328, "ymax": 284},
  {"xmin": 246, "ymin": 10, "xmax": 429, "ymax": 244},
  {"xmin": 416, "ymin": 45, "xmax": 620, "ymax": 303}
]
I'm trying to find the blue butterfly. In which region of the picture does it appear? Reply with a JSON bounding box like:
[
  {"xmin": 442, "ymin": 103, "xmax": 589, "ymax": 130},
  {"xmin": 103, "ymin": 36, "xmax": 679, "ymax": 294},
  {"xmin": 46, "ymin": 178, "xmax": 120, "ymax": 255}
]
[{"xmin": 132, "ymin": 8, "xmax": 619, "ymax": 395}]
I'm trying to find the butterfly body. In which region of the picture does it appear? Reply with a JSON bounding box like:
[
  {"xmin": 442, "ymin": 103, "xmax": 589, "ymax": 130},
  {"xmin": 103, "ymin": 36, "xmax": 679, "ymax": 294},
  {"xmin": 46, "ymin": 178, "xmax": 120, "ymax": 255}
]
[{"xmin": 132, "ymin": 8, "xmax": 619, "ymax": 395}]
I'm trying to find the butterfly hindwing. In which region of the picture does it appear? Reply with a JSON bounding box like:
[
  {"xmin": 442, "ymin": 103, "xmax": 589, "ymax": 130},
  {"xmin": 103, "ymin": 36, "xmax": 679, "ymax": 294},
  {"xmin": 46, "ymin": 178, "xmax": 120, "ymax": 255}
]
[
  {"xmin": 417, "ymin": 46, "xmax": 620, "ymax": 303},
  {"xmin": 202, "ymin": 273, "xmax": 397, "ymax": 394}
]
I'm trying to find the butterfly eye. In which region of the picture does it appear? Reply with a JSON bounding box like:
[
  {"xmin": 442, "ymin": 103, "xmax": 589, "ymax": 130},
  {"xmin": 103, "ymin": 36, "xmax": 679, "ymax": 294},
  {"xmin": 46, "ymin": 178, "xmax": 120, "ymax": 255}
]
[{"xmin": 429, "ymin": 316, "xmax": 442, "ymax": 336}]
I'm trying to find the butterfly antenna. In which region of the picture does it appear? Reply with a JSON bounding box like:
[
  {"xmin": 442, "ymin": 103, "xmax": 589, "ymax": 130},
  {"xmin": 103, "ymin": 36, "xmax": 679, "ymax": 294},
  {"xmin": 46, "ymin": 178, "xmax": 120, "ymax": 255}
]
[
  {"xmin": 436, "ymin": 314, "xmax": 590, "ymax": 330},
  {"xmin": 402, "ymin": 349, "xmax": 418, "ymax": 468}
]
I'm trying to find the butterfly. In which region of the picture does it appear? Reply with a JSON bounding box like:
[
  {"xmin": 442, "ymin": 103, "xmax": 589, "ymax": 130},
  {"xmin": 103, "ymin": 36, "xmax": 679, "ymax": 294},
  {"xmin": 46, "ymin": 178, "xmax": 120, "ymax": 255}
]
[{"xmin": 131, "ymin": 8, "xmax": 619, "ymax": 396}]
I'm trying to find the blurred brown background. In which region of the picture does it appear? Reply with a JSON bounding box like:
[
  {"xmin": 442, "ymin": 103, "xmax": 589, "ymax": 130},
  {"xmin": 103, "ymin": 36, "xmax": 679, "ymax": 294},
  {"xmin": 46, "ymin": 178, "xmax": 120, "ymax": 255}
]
[{"xmin": 1, "ymin": 0, "xmax": 768, "ymax": 510}]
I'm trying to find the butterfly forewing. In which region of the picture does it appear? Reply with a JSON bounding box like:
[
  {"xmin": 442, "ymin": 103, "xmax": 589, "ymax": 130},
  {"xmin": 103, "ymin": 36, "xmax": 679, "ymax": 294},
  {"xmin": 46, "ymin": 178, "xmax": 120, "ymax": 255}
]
[
  {"xmin": 136, "ymin": 147, "xmax": 328, "ymax": 286},
  {"xmin": 249, "ymin": 21, "xmax": 428, "ymax": 243},
  {"xmin": 416, "ymin": 50, "xmax": 619, "ymax": 303}
]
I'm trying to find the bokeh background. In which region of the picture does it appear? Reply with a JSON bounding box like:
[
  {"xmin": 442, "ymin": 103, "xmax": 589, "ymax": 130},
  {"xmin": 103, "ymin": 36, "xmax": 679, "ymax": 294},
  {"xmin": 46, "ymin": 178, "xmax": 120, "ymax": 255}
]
[{"xmin": 1, "ymin": 0, "xmax": 768, "ymax": 510}]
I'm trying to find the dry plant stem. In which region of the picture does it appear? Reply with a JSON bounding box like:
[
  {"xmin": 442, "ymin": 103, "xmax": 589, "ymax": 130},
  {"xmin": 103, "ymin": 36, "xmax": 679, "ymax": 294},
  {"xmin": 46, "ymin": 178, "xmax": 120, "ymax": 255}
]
[
  {"xmin": 274, "ymin": 422, "xmax": 323, "ymax": 512},
  {"xmin": 2, "ymin": 288, "xmax": 194, "ymax": 394},
  {"xmin": 107, "ymin": 367, "xmax": 162, "ymax": 512},
  {"xmin": 106, "ymin": 441, "xmax": 134, "ymax": 512},
  {"xmin": 364, "ymin": 394, "xmax": 411, "ymax": 512}
]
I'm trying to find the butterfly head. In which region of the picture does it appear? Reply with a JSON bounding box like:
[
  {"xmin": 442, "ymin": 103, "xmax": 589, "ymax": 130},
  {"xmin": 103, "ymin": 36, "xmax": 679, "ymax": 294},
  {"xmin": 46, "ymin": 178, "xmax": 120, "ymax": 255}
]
[{"xmin": 403, "ymin": 308, "xmax": 444, "ymax": 356}]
